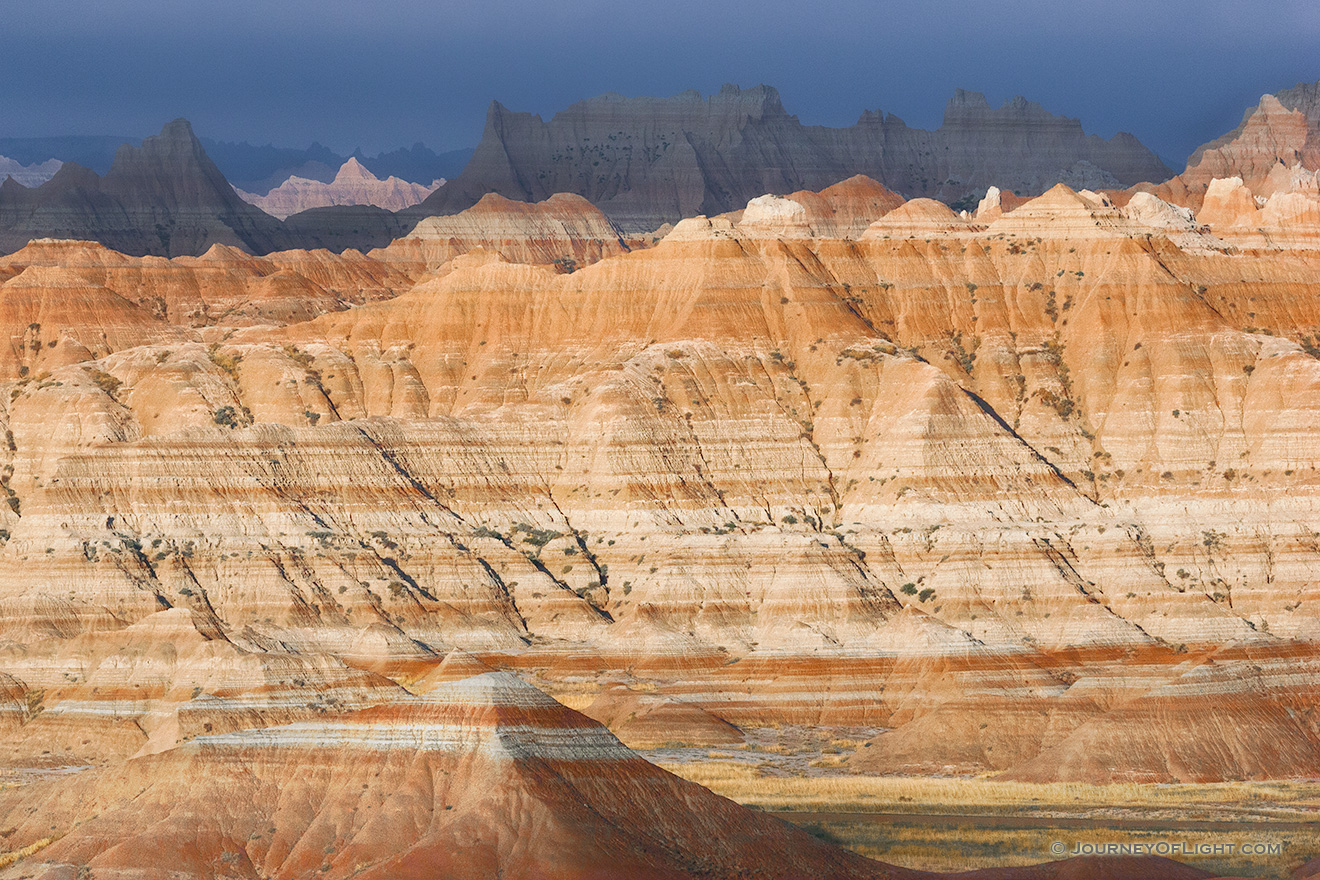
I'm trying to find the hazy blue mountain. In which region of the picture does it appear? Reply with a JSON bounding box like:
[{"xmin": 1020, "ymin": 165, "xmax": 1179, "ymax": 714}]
[
  {"xmin": 0, "ymin": 135, "xmax": 474, "ymax": 194},
  {"xmin": 0, "ymin": 135, "xmax": 141, "ymax": 175}
]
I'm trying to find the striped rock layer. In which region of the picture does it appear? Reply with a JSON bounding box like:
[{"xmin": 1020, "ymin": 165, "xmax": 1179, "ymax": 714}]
[
  {"xmin": 2, "ymin": 183, "xmax": 1320, "ymax": 792},
  {"xmin": 0, "ymin": 671, "xmax": 917, "ymax": 880}
]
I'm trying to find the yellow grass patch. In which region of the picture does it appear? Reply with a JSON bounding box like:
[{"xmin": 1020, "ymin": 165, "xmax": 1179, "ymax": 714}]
[
  {"xmin": 656, "ymin": 761, "xmax": 1320, "ymax": 820},
  {"xmin": 0, "ymin": 835, "xmax": 60, "ymax": 869}
]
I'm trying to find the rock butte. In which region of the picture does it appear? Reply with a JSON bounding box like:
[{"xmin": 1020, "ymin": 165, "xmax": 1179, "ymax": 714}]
[{"xmin": 2, "ymin": 177, "xmax": 1320, "ymax": 873}]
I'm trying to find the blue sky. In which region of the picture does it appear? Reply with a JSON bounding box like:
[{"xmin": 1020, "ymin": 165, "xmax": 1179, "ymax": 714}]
[{"xmin": 3, "ymin": 0, "xmax": 1318, "ymax": 164}]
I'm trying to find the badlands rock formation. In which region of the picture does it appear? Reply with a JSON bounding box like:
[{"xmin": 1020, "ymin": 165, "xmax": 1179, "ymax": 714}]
[
  {"xmin": 0, "ymin": 157, "xmax": 61, "ymax": 189},
  {"xmin": 3, "ymin": 174, "xmax": 1320, "ymax": 866},
  {"xmin": 0, "ymin": 238, "xmax": 418, "ymax": 382},
  {"xmin": 280, "ymin": 191, "xmax": 631, "ymax": 268},
  {"xmin": 0, "ymin": 123, "xmax": 617, "ymax": 259},
  {"xmin": 0, "ymin": 666, "xmax": 1208, "ymax": 880},
  {"xmin": 1152, "ymin": 172, "xmax": 1320, "ymax": 251},
  {"xmin": 863, "ymin": 197, "xmax": 975, "ymax": 237},
  {"xmin": 375, "ymin": 192, "xmax": 628, "ymax": 272},
  {"xmin": 973, "ymin": 185, "xmax": 1031, "ymax": 222},
  {"xmin": 210, "ymin": 140, "xmax": 467, "ymax": 198},
  {"xmin": 0, "ymin": 120, "xmax": 292, "ymax": 258},
  {"xmin": 736, "ymin": 175, "xmax": 906, "ymax": 239},
  {"xmin": 0, "ymin": 86, "xmax": 1177, "ymax": 258},
  {"xmin": 235, "ymin": 158, "xmax": 443, "ymax": 220},
  {"xmin": 419, "ymin": 84, "xmax": 1171, "ymax": 231},
  {"xmin": 0, "ymin": 670, "xmax": 910, "ymax": 880},
  {"xmin": 1138, "ymin": 80, "xmax": 1320, "ymax": 210},
  {"xmin": 581, "ymin": 685, "xmax": 745, "ymax": 748},
  {"xmin": 0, "ymin": 197, "xmax": 625, "ymax": 384}
]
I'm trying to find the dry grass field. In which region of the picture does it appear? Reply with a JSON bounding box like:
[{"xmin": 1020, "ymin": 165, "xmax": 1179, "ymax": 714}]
[
  {"xmin": 657, "ymin": 761, "xmax": 1320, "ymax": 877},
  {"xmin": 657, "ymin": 761, "xmax": 1320, "ymax": 819}
]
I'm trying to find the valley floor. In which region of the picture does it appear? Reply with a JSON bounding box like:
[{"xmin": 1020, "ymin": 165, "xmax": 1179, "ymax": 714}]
[{"xmin": 658, "ymin": 758, "xmax": 1320, "ymax": 876}]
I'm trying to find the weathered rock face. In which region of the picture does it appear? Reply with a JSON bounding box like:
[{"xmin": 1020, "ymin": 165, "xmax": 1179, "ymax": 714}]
[
  {"xmin": 4, "ymin": 183, "xmax": 1320, "ymax": 801},
  {"xmin": 374, "ymin": 192, "xmax": 628, "ymax": 272},
  {"xmin": 1149, "ymin": 173, "xmax": 1320, "ymax": 251},
  {"xmin": 418, "ymin": 85, "xmax": 1172, "ymax": 232},
  {"xmin": 974, "ymin": 185, "xmax": 1031, "ymax": 222},
  {"xmin": 736, "ymin": 175, "xmax": 906, "ymax": 239},
  {"xmin": 581, "ymin": 685, "xmax": 745, "ymax": 748},
  {"xmin": 0, "ymin": 121, "xmax": 293, "ymax": 258},
  {"xmin": 0, "ymin": 669, "xmax": 908, "ymax": 880},
  {"xmin": 0, "ymin": 238, "xmax": 422, "ymax": 381},
  {"xmin": 235, "ymin": 158, "xmax": 443, "ymax": 220},
  {"xmin": 862, "ymin": 197, "xmax": 974, "ymax": 237},
  {"xmin": 1138, "ymin": 81, "xmax": 1320, "ymax": 210},
  {"xmin": 0, "ymin": 666, "xmax": 1218, "ymax": 880}
]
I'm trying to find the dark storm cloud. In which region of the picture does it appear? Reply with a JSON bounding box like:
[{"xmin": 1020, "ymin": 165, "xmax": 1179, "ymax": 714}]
[{"xmin": 2, "ymin": 0, "xmax": 1318, "ymax": 164}]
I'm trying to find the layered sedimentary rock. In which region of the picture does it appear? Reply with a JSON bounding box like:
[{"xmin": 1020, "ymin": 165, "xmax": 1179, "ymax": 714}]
[
  {"xmin": 581, "ymin": 685, "xmax": 745, "ymax": 748},
  {"xmin": 418, "ymin": 84, "xmax": 1171, "ymax": 231},
  {"xmin": 0, "ymin": 121, "xmax": 292, "ymax": 258},
  {"xmin": 1159, "ymin": 174, "xmax": 1320, "ymax": 251},
  {"xmin": 0, "ymin": 238, "xmax": 421, "ymax": 381},
  {"xmin": 863, "ymin": 197, "xmax": 974, "ymax": 237},
  {"xmin": 1138, "ymin": 81, "xmax": 1320, "ymax": 210},
  {"xmin": 0, "ymin": 606, "xmax": 401, "ymax": 770},
  {"xmin": 0, "ymin": 670, "xmax": 913, "ymax": 880},
  {"xmin": 0, "ymin": 195, "xmax": 630, "ymax": 384},
  {"xmin": 373, "ymin": 192, "xmax": 627, "ymax": 272},
  {"xmin": 732, "ymin": 176, "xmax": 906, "ymax": 240},
  {"xmin": 0, "ymin": 671, "xmax": 1210, "ymax": 880},
  {"xmin": 235, "ymin": 158, "xmax": 443, "ymax": 220},
  {"xmin": 3, "ymin": 181, "xmax": 1320, "ymax": 800}
]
